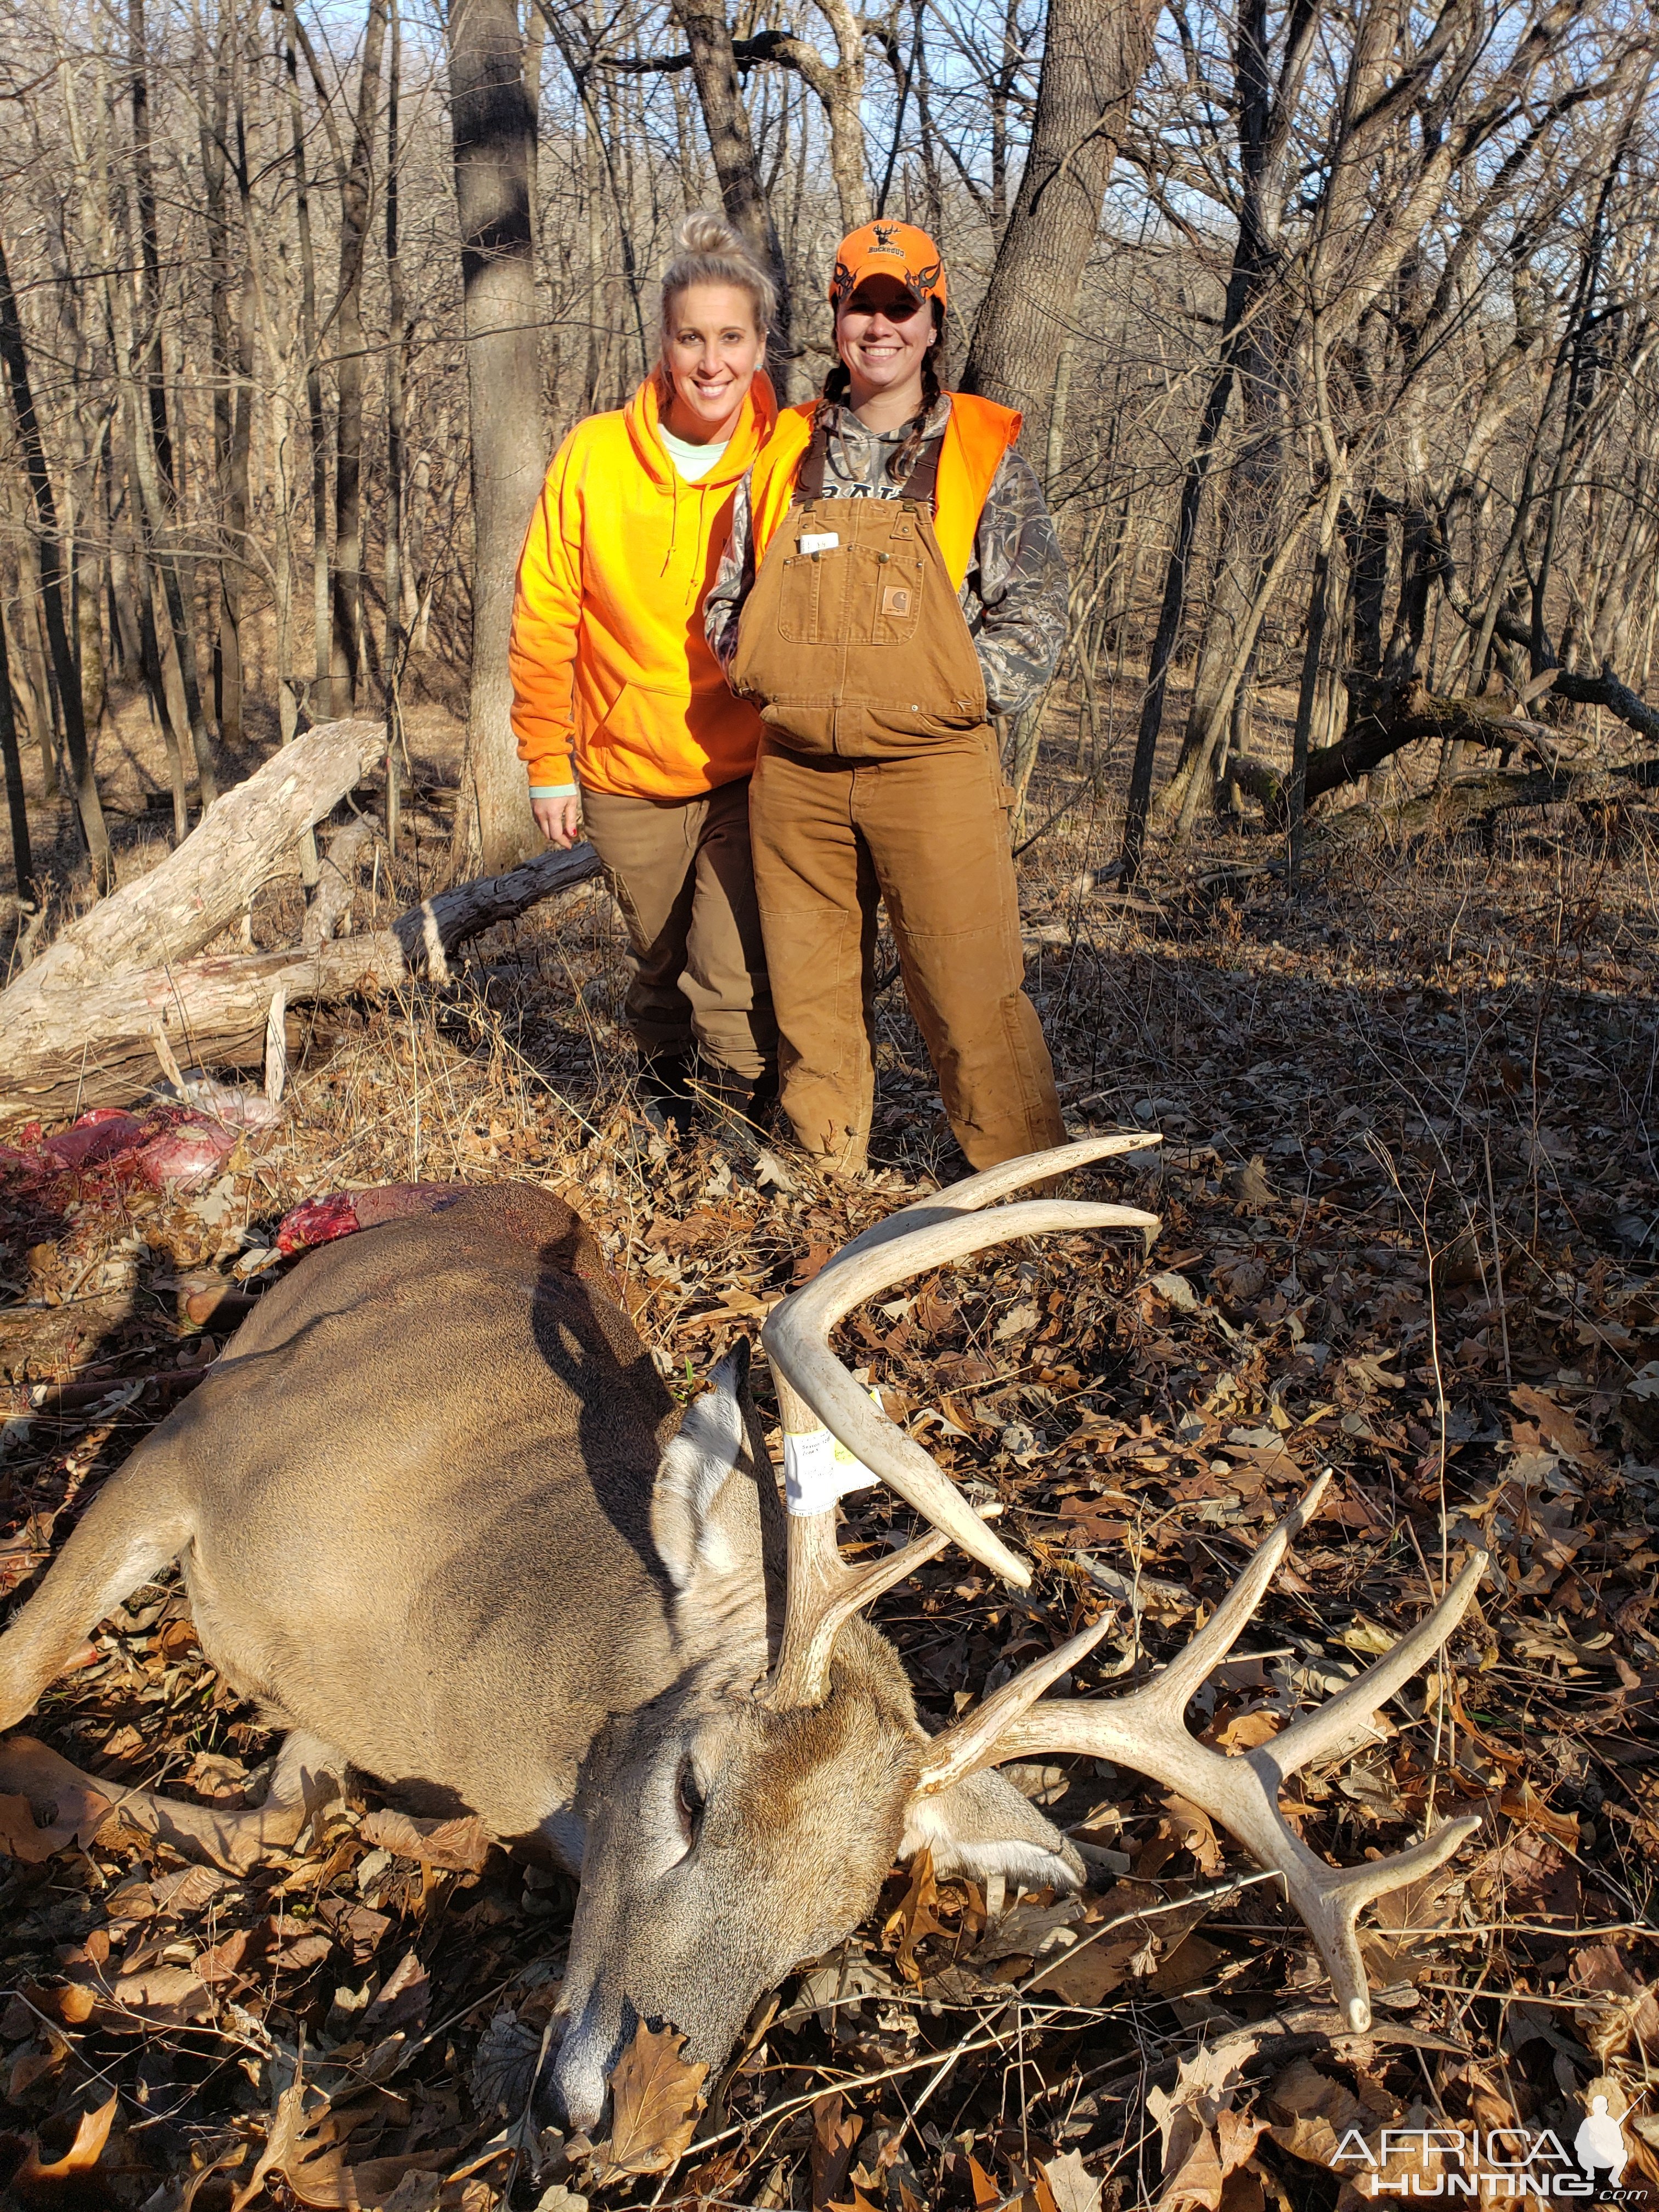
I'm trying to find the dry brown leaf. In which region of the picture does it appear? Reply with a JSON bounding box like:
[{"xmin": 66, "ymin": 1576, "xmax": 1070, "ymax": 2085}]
[
  {"xmin": 1028, "ymin": 1933, "xmax": 1139, "ymax": 2005},
  {"xmin": 1159, "ymin": 1793, "xmax": 1224, "ymax": 1875},
  {"xmin": 357, "ymin": 1808, "xmax": 492, "ymax": 1873},
  {"xmin": 811, "ymin": 2092, "xmax": 863, "ymax": 2210},
  {"xmin": 883, "ymin": 1846, "xmax": 943, "ymax": 1983},
  {"xmin": 1510, "ymin": 1384, "xmax": 1599, "ymax": 1463},
  {"xmin": 1568, "ymin": 1943, "xmax": 1659, "ymax": 2049},
  {"xmin": 0, "ymin": 1738, "xmax": 115, "ymax": 1861},
  {"xmin": 1155, "ymin": 2124, "xmax": 1224, "ymax": 2211},
  {"xmin": 9, "ymin": 2043, "xmax": 65, "ymax": 2101},
  {"xmin": 14, "ymin": 2092, "xmax": 118, "ymax": 2185},
  {"xmin": 1041, "ymin": 2151, "xmax": 1103, "ymax": 2212},
  {"xmin": 1029, "ymin": 2166, "xmax": 1063, "ymax": 2212},
  {"xmin": 1209, "ymin": 1709, "xmax": 1283, "ymax": 1754},
  {"xmin": 589, "ymin": 2021, "xmax": 708, "ymax": 2183},
  {"xmin": 103, "ymin": 1963, "xmax": 217, "ymax": 2026},
  {"xmin": 1498, "ymin": 1777, "xmax": 1581, "ymax": 1849},
  {"xmin": 1149, "ymin": 1932, "xmax": 1225, "ymax": 1997},
  {"xmin": 967, "ymin": 2155, "xmax": 1002, "ymax": 2208}
]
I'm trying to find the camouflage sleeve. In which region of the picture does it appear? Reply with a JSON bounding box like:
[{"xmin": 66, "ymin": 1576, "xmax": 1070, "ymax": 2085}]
[
  {"xmin": 704, "ymin": 476, "xmax": 755, "ymax": 676},
  {"xmin": 962, "ymin": 448, "xmax": 1069, "ymax": 719}
]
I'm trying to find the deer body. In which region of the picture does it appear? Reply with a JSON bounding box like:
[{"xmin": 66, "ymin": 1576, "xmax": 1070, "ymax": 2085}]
[
  {"xmin": 0, "ymin": 1182, "xmax": 1079, "ymax": 2128},
  {"xmin": 2, "ymin": 1143, "xmax": 1486, "ymax": 2129}
]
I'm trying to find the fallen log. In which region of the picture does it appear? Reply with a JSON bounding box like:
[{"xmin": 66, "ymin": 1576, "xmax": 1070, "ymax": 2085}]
[
  {"xmin": 9, "ymin": 719, "xmax": 386, "ymax": 1000},
  {"xmin": 1229, "ymin": 677, "xmax": 1541, "ymax": 822},
  {"xmin": 1307, "ymin": 765, "xmax": 1652, "ymax": 850},
  {"xmin": 0, "ymin": 843, "xmax": 602, "ymax": 1120}
]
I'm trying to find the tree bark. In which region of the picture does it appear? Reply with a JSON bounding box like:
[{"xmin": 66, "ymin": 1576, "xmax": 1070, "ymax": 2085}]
[
  {"xmin": 960, "ymin": 0, "xmax": 1159, "ymax": 415},
  {"xmin": 385, "ymin": 0, "xmax": 407, "ymax": 852},
  {"xmin": 112, "ymin": 170, "xmax": 220, "ymax": 808},
  {"xmin": 200, "ymin": 0, "xmax": 252, "ymax": 750},
  {"xmin": 447, "ymin": 0, "xmax": 545, "ymax": 873},
  {"xmin": 332, "ymin": 0, "xmax": 390, "ymax": 714},
  {"xmin": 283, "ymin": 0, "xmax": 332, "ymax": 720},
  {"xmin": 127, "ymin": 0, "xmax": 174, "ymax": 498},
  {"xmin": 0, "ymin": 226, "xmax": 111, "ymax": 886},
  {"xmin": 0, "ymin": 605, "xmax": 32, "ymax": 901},
  {"xmin": 667, "ymin": 0, "xmax": 793, "ymax": 357}
]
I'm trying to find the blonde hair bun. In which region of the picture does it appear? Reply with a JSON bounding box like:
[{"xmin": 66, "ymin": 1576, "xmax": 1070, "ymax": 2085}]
[{"xmin": 675, "ymin": 211, "xmax": 748, "ymax": 259}]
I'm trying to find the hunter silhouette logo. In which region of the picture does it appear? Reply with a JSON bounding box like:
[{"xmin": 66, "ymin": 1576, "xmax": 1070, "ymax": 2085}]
[
  {"xmin": 1576, "ymin": 2097, "xmax": 1629, "ymax": 2194},
  {"xmin": 1330, "ymin": 2084, "xmax": 1643, "ymax": 2201}
]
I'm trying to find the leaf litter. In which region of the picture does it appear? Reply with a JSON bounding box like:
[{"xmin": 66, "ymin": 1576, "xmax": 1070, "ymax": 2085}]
[{"xmin": 3, "ymin": 820, "xmax": 1659, "ymax": 2207}]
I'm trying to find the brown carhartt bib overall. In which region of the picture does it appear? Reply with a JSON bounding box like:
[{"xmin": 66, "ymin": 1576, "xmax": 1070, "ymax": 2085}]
[{"xmin": 732, "ymin": 424, "xmax": 1064, "ymax": 1173}]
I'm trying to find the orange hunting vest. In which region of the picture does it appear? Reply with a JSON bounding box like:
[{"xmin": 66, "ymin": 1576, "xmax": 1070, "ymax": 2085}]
[{"xmin": 747, "ymin": 393, "xmax": 1021, "ymax": 592}]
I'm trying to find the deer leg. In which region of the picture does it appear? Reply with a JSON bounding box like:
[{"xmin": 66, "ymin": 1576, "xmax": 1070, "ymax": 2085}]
[
  {"xmin": 0, "ymin": 1475, "xmax": 192, "ymax": 1731},
  {"xmin": 103, "ymin": 1730, "xmax": 348, "ymax": 1874}
]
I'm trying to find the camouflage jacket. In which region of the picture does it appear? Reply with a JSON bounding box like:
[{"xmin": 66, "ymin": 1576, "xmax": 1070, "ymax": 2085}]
[{"xmin": 704, "ymin": 393, "xmax": 1069, "ymax": 721}]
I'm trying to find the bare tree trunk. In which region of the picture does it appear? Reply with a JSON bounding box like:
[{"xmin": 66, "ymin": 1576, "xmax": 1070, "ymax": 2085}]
[
  {"xmin": 3, "ymin": 531, "xmax": 58, "ymax": 802},
  {"xmin": 961, "ymin": 0, "xmax": 1159, "ymax": 416},
  {"xmin": 128, "ymin": 0, "xmax": 175, "ymax": 498},
  {"xmin": 114, "ymin": 163, "xmax": 220, "ymax": 808},
  {"xmin": 447, "ymin": 0, "xmax": 545, "ymax": 873},
  {"xmin": 0, "ymin": 225, "xmax": 111, "ymax": 885},
  {"xmin": 666, "ymin": 1, "xmax": 793, "ymax": 353},
  {"xmin": 200, "ymin": 0, "xmax": 252, "ymax": 750},
  {"xmin": 332, "ymin": 0, "xmax": 390, "ymax": 714},
  {"xmin": 384, "ymin": 0, "xmax": 407, "ymax": 854},
  {"xmin": 283, "ymin": 0, "xmax": 332, "ymax": 720},
  {"xmin": 0, "ymin": 606, "xmax": 32, "ymax": 902}
]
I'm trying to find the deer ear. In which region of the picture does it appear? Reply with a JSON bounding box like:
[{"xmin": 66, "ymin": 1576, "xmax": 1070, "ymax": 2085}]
[
  {"xmin": 652, "ymin": 1344, "xmax": 765, "ymax": 1594},
  {"xmin": 899, "ymin": 1765, "xmax": 1086, "ymax": 1894}
]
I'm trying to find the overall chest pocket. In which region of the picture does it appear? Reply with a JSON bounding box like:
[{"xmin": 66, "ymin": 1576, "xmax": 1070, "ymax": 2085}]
[{"xmin": 853, "ymin": 543, "xmax": 926, "ymax": 646}]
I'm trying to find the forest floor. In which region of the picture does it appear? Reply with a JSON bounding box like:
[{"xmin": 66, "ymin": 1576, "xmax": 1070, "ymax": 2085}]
[{"xmin": 3, "ymin": 716, "xmax": 1659, "ymax": 2212}]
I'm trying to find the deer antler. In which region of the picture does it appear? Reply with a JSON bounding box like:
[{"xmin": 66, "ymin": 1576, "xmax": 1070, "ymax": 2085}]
[
  {"xmin": 913, "ymin": 1475, "xmax": 1488, "ymax": 2032},
  {"xmin": 760, "ymin": 1137, "xmax": 1161, "ymax": 1708}
]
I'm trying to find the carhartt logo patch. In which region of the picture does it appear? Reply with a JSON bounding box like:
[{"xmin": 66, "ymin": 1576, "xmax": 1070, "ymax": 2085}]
[{"xmin": 882, "ymin": 584, "xmax": 912, "ymax": 617}]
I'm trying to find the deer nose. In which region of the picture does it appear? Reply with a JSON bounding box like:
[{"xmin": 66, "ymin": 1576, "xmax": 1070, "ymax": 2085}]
[{"xmin": 548, "ymin": 1990, "xmax": 634, "ymax": 2135}]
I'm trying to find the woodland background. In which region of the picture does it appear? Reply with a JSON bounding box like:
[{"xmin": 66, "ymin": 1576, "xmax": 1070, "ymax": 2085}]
[
  {"xmin": 1, "ymin": 0, "xmax": 1658, "ymax": 894},
  {"xmin": 4, "ymin": 2, "xmax": 1659, "ymax": 2211}
]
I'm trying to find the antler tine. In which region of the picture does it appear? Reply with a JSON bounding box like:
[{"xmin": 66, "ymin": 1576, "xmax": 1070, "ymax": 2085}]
[
  {"xmin": 910, "ymin": 1483, "xmax": 1490, "ymax": 2032},
  {"xmin": 769, "ymin": 1497, "xmax": 954, "ymax": 1709},
  {"xmin": 762, "ymin": 1166, "xmax": 1160, "ymax": 1709},
  {"xmin": 1130, "ymin": 1471, "xmax": 1333, "ymax": 1723},
  {"xmin": 830, "ymin": 1134, "xmax": 1165, "ymax": 1266},
  {"xmin": 763, "ymin": 1198, "xmax": 1159, "ymax": 1590},
  {"xmin": 910, "ymin": 1612, "xmax": 1118, "ymax": 1796},
  {"xmin": 1267, "ymin": 1551, "xmax": 1488, "ymax": 1776},
  {"xmin": 916, "ymin": 1475, "xmax": 1331, "ymax": 1775}
]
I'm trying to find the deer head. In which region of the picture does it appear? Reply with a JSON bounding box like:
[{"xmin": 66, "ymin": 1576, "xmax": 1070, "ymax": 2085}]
[{"xmin": 550, "ymin": 1137, "xmax": 1486, "ymax": 2130}]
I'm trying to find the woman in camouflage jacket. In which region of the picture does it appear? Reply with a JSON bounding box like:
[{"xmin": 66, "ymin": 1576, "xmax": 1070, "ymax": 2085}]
[{"xmin": 706, "ymin": 219, "xmax": 1070, "ymax": 1180}]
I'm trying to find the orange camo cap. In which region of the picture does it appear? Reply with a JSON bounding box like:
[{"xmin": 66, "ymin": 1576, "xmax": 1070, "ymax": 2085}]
[{"xmin": 829, "ymin": 219, "xmax": 946, "ymax": 313}]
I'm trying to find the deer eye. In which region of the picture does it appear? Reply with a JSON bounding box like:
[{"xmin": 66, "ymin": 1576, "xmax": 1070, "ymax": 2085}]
[{"xmin": 674, "ymin": 1759, "xmax": 706, "ymax": 1846}]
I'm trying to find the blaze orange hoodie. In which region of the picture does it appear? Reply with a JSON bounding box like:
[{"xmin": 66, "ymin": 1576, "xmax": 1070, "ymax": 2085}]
[{"xmin": 510, "ymin": 371, "xmax": 777, "ymax": 798}]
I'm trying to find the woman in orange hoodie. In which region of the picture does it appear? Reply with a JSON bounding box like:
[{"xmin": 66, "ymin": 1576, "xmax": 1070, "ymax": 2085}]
[{"xmin": 510, "ymin": 215, "xmax": 778, "ymax": 1135}]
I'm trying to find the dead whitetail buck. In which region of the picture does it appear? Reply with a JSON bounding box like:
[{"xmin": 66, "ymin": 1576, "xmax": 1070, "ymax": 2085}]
[{"xmin": 0, "ymin": 1137, "xmax": 1485, "ymax": 2127}]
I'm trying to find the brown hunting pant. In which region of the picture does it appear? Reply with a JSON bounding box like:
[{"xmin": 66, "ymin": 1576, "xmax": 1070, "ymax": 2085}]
[
  {"xmin": 581, "ymin": 778, "xmax": 775, "ymax": 1086},
  {"xmin": 748, "ymin": 734, "xmax": 1064, "ymax": 1172}
]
